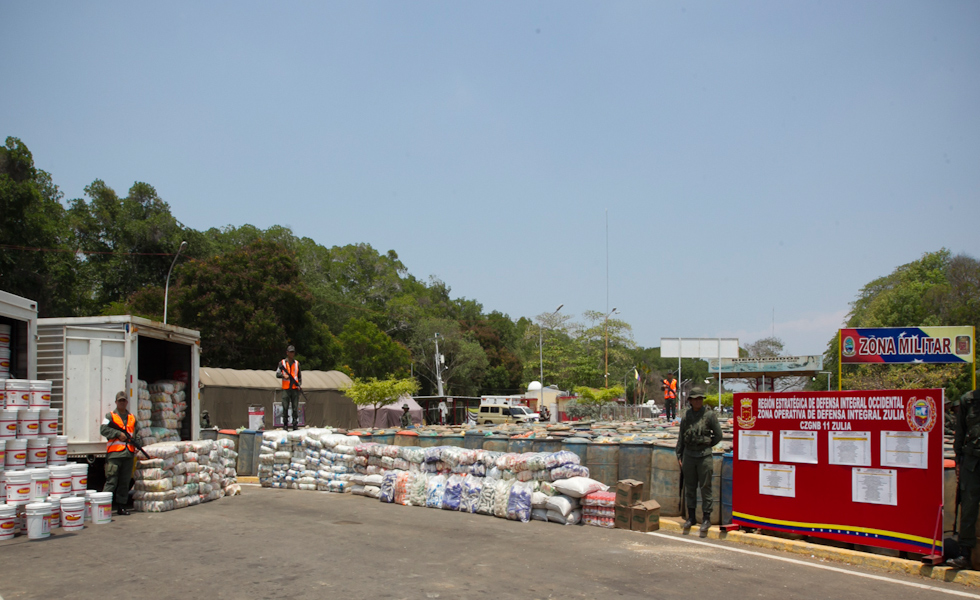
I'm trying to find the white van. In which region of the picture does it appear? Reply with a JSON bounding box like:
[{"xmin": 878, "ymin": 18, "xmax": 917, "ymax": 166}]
[{"xmin": 478, "ymin": 404, "xmax": 538, "ymax": 425}]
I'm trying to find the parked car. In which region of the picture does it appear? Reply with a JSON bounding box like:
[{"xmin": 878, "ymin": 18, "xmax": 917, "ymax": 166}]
[{"xmin": 478, "ymin": 404, "xmax": 538, "ymax": 425}]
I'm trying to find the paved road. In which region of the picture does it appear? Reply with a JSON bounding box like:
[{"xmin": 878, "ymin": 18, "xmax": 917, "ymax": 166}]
[{"xmin": 0, "ymin": 486, "xmax": 975, "ymax": 600}]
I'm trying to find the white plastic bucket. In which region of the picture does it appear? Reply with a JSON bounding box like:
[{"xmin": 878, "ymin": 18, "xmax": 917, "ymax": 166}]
[
  {"xmin": 39, "ymin": 408, "xmax": 59, "ymax": 438},
  {"xmin": 60, "ymin": 496, "xmax": 85, "ymax": 531},
  {"xmin": 25, "ymin": 501, "xmax": 52, "ymax": 539},
  {"xmin": 0, "ymin": 408, "xmax": 17, "ymax": 440},
  {"xmin": 0, "ymin": 503, "xmax": 15, "ymax": 540},
  {"xmin": 90, "ymin": 491, "xmax": 113, "ymax": 524},
  {"xmin": 6, "ymin": 438, "xmax": 27, "ymax": 469},
  {"xmin": 47, "ymin": 497, "xmax": 61, "ymax": 530},
  {"xmin": 0, "ymin": 323, "xmax": 10, "ymax": 346},
  {"xmin": 28, "ymin": 380, "xmax": 52, "ymax": 409},
  {"xmin": 0, "ymin": 347, "xmax": 10, "ymax": 377},
  {"xmin": 17, "ymin": 408, "xmax": 39, "ymax": 438},
  {"xmin": 71, "ymin": 463, "xmax": 88, "ymax": 496},
  {"xmin": 6, "ymin": 470, "xmax": 33, "ymax": 502},
  {"xmin": 48, "ymin": 436, "xmax": 68, "ymax": 465},
  {"xmin": 30, "ymin": 468, "xmax": 50, "ymax": 501},
  {"xmin": 0, "ymin": 438, "xmax": 5, "ymax": 467},
  {"xmin": 49, "ymin": 465, "xmax": 74, "ymax": 499},
  {"xmin": 5, "ymin": 379, "xmax": 31, "ymax": 409},
  {"xmin": 84, "ymin": 489, "xmax": 96, "ymax": 521},
  {"xmin": 26, "ymin": 437, "xmax": 48, "ymax": 467},
  {"xmin": 0, "ymin": 471, "xmax": 6, "ymax": 503}
]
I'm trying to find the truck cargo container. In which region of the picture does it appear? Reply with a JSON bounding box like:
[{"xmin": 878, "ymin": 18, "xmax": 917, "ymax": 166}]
[{"xmin": 0, "ymin": 290, "xmax": 39, "ymax": 380}]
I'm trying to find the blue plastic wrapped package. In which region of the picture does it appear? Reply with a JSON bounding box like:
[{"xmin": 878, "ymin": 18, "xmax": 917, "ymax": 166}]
[
  {"xmin": 506, "ymin": 481, "xmax": 533, "ymax": 523},
  {"xmin": 379, "ymin": 471, "xmax": 398, "ymax": 503},
  {"xmin": 442, "ymin": 474, "xmax": 465, "ymax": 510},
  {"xmin": 545, "ymin": 451, "xmax": 581, "ymax": 469},
  {"xmin": 425, "ymin": 474, "xmax": 447, "ymax": 508},
  {"xmin": 548, "ymin": 465, "xmax": 590, "ymax": 481},
  {"xmin": 460, "ymin": 476, "xmax": 484, "ymax": 513}
]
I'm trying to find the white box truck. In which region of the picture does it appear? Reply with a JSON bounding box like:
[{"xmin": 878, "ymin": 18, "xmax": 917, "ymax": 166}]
[
  {"xmin": 0, "ymin": 290, "xmax": 39, "ymax": 380},
  {"xmin": 36, "ymin": 316, "xmax": 201, "ymax": 457}
]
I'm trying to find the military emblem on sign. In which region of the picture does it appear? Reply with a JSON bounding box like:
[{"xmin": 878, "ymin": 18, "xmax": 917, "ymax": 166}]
[
  {"xmin": 737, "ymin": 397, "xmax": 756, "ymax": 429},
  {"xmin": 906, "ymin": 396, "xmax": 937, "ymax": 433},
  {"xmin": 842, "ymin": 336, "xmax": 856, "ymax": 357}
]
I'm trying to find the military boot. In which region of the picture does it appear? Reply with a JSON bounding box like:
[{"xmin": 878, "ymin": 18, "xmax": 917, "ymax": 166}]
[
  {"xmin": 700, "ymin": 513, "xmax": 711, "ymax": 538},
  {"xmin": 682, "ymin": 508, "xmax": 697, "ymax": 534},
  {"xmin": 949, "ymin": 550, "xmax": 972, "ymax": 570}
]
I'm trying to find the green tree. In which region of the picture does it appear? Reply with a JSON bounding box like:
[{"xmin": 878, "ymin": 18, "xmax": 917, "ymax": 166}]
[
  {"xmin": 343, "ymin": 377, "xmax": 420, "ymax": 427},
  {"xmin": 0, "ymin": 137, "xmax": 82, "ymax": 316},
  {"xmin": 408, "ymin": 318, "xmax": 489, "ymax": 396},
  {"xmin": 338, "ymin": 318, "xmax": 411, "ymax": 379},
  {"xmin": 571, "ymin": 385, "xmax": 625, "ymax": 419}
]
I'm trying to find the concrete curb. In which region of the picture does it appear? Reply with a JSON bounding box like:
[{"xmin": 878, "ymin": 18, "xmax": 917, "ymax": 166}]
[{"xmin": 658, "ymin": 517, "xmax": 980, "ymax": 587}]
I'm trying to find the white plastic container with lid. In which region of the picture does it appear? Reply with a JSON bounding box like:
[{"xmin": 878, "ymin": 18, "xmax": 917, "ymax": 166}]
[
  {"xmin": 0, "ymin": 503, "xmax": 15, "ymax": 540},
  {"xmin": 0, "ymin": 347, "xmax": 10, "ymax": 377},
  {"xmin": 0, "ymin": 408, "xmax": 18, "ymax": 439},
  {"xmin": 49, "ymin": 464, "xmax": 74, "ymax": 498},
  {"xmin": 71, "ymin": 462, "xmax": 88, "ymax": 496},
  {"xmin": 47, "ymin": 496, "xmax": 61, "ymax": 530},
  {"xmin": 48, "ymin": 435, "xmax": 68, "ymax": 465},
  {"xmin": 60, "ymin": 496, "xmax": 85, "ymax": 531},
  {"xmin": 5, "ymin": 379, "xmax": 31, "ymax": 409},
  {"xmin": 30, "ymin": 468, "xmax": 50, "ymax": 501},
  {"xmin": 90, "ymin": 491, "xmax": 113, "ymax": 524},
  {"xmin": 25, "ymin": 501, "xmax": 52, "ymax": 539},
  {"xmin": 28, "ymin": 380, "xmax": 52, "ymax": 409},
  {"xmin": 0, "ymin": 438, "xmax": 5, "ymax": 468},
  {"xmin": 0, "ymin": 323, "xmax": 11, "ymax": 345},
  {"xmin": 39, "ymin": 408, "xmax": 59, "ymax": 438},
  {"xmin": 17, "ymin": 408, "xmax": 39, "ymax": 438},
  {"xmin": 84, "ymin": 489, "xmax": 96, "ymax": 521},
  {"xmin": 0, "ymin": 470, "xmax": 6, "ymax": 503},
  {"xmin": 26, "ymin": 437, "xmax": 48, "ymax": 467},
  {"xmin": 5, "ymin": 438, "xmax": 27, "ymax": 469},
  {"xmin": 6, "ymin": 469, "xmax": 33, "ymax": 502}
]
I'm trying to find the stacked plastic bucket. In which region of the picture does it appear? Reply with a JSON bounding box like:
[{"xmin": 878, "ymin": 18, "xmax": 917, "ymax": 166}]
[{"xmin": 1, "ymin": 377, "xmax": 97, "ymax": 541}]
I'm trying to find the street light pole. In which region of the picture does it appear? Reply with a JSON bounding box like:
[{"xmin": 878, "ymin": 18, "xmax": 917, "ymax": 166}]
[
  {"xmin": 434, "ymin": 333, "xmax": 445, "ymax": 397},
  {"xmin": 164, "ymin": 241, "xmax": 187, "ymax": 325},
  {"xmin": 604, "ymin": 307, "xmax": 618, "ymax": 388},
  {"xmin": 539, "ymin": 304, "xmax": 563, "ymax": 420},
  {"xmin": 818, "ymin": 371, "xmax": 832, "ymax": 391}
]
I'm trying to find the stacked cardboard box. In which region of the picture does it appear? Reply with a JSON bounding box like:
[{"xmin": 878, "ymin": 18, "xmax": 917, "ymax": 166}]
[{"xmin": 614, "ymin": 479, "xmax": 661, "ymax": 532}]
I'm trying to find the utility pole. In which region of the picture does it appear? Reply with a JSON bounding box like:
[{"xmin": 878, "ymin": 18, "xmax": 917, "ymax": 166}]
[
  {"xmin": 434, "ymin": 333, "xmax": 445, "ymax": 397},
  {"xmin": 604, "ymin": 308, "xmax": 618, "ymax": 388}
]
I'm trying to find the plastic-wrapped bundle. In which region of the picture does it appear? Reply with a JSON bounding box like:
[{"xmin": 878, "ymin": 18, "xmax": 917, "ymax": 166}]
[
  {"xmin": 364, "ymin": 486, "xmax": 381, "ymax": 499},
  {"xmin": 581, "ymin": 491, "xmax": 616, "ymax": 507},
  {"xmin": 459, "ymin": 476, "xmax": 484, "ymax": 514},
  {"xmin": 133, "ymin": 490, "xmax": 177, "ymax": 502},
  {"xmin": 135, "ymin": 478, "xmax": 173, "ymax": 492},
  {"xmin": 544, "ymin": 450, "xmax": 581, "ymax": 469},
  {"xmin": 532, "ymin": 508, "xmax": 550, "ymax": 522},
  {"xmin": 424, "ymin": 446, "xmax": 446, "ymax": 464},
  {"xmin": 582, "ymin": 506, "xmax": 615, "ymax": 518},
  {"xmin": 425, "ymin": 474, "xmax": 447, "ymax": 508},
  {"xmin": 149, "ymin": 381, "xmax": 176, "ymax": 394},
  {"xmin": 548, "ymin": 465, "xmax": 590, "ymax": 481},
  {"xmin": 442, "ymin": 474, "xmax": 465, "ymax": 510},
  {"xmin": 507, "ymin": 481, "xmax": 533, "ymax": 522},
  {"xmin": 134, "ymin": 500, "xmax": 174, "ymax": 512},
  {"xmin": 379, "ymin": 471, "xmax": 398, "ymax": 503},
  {"xmin": 583, "ymin": 514, "xmax": 614, "ymax": 528},
  {"xmin": 547, "ymin": 508, "xmax": 582, "ymax": 525},
  {"xmin": 475, "ymin": 479, "xmax": 496, "ymax": 515},
  {"xmin": 399, "ymin": 447, "xmax": 425, "ymax": 464},
  {"xmin": 394, "ymin": 472, "xmax": 415, "ymax": 506},
  {"xmin": 134, "ymin": 468, "xmax": 173, "ymax": 480},
  {"xmin": 544, "ymin": 495, "xmax": 579, "ymax": 517},
  {"xmin": 493, "ymin": 479, "xmax": 516, "ymax": 518},
  {"xmin": 409, "ymin": 472, "xmax": 428, "ymax": 507}
]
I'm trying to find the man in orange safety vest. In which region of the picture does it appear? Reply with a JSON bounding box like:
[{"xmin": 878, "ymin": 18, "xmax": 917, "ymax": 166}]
[
  {"xmin": 99, "ymin": 391, "xmax": 137, "ymax": 515},
  {"xmin": 662, "ymin": 374, "xmax": 678, "ymax": 421},
  {"xmin": 276, "ymin": 345, "xmax": 302, "ymax": 431}
]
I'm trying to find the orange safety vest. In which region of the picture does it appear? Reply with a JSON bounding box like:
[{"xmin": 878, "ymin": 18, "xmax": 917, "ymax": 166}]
[
  {"xmin": 663, "ymin": 379, "xmax": 676, "ymax": 400},
  {"xmin": 280, "ymin": 359, "xmax": 300, "ymax": 390},
  {"xmin": 107, "ymin": 412, "xmax": 136, "ymax": 454}
]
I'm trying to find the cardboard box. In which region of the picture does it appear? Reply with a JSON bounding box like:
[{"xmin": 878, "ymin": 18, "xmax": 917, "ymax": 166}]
[
  {"xmin": 630, "ymin": 500, "xmax": 661, "ymax": 532},
  {"xmin": 616, "ymin": 479, "xmax": 644, "ymax": 508},
  {"xmin": 615, "ymin": 505, "xmax": 632, "ymax": 530}
]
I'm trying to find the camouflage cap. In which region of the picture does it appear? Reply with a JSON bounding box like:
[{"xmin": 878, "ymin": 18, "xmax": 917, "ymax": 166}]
[
  {"xmin": 688, "ymin": 387, "xmax": 706, "ymax": 399},
  {"xmin": 115, "ymin": 391, "xmax": 128, "ymax": 402}
]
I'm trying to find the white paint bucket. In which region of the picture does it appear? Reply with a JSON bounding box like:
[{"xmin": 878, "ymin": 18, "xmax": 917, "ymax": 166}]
[
  {"xmin": 6, "ymin": 470, "xmax": 33, "ymax": 503},
  {"xmin": 71, "ymin": 462, "xmax": 88, "ymax": 496},
  {"xmin": 0, "ymin": 323, "xmax": 10, "ymax": 346},
  {"xmin": 47, "ymin": 497, "xmax": 61, "ymax": 530},
  {"xmin": 84, "ymin": 489, "xmax": 96, "ymax": 521},
  {"xmin": 30, "ymin": 468, "xmax": 50, "ymax": 501},
  {"xmin": 0, "ymin": 438, "xmax": 5, "ymax": 467},
  {"xmin": 0, "ymin": 347, "xmax": 10, "ymax": 378},
  {"xmin": 49, "ymin": 465, "xmax": 74, "ymax": 499},
  {"xmin": 60, "ymin": 496, "xmax": 85, "ymax": 531},
  {"xmin": 25, "ymin": 501, "xmax": 52, "ymax": 539},
  {"xmin": 26, "ymin": 437, "xmax": 48, "ymax": 467},
  {"xmin": 5, "ymin": 379, "xmax": 31, "ymax": 409},
  {"xmin": 48, "ymin": 436, "xmax": 68, "ymax": 465},
  {"xmin": 29, "ymin": 380, "xmax": 52, "ymax": 409},
  {"xmin": 0, "ymin": 471, "xmax": 6, "ymax": 503},
  {"xmin": 0, "ymin": 408, "xmax": 17, "ymax": 440},
  {"xmin": 90, "ymin": 491, "xmax": 113, "ymax": 524},
  {"xmin": 0, "ymin": 503, "xmax": 15, "ymax": 540},
  {"xmin": 17, "ymin": 408, "xmax": 39, "ymax": 438},
  {"xmin": 6, "ymin": 438, "xmax": 27, "ymax": 469},
  {"xmin": 39, "ymin": 408, "xmax": 59, "ymax": 439}
]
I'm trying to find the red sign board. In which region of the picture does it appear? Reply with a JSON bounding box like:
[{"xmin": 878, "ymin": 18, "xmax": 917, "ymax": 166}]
[{"xmin": 732, "ymin": 389, "xmax": 944, "ymax": 554}]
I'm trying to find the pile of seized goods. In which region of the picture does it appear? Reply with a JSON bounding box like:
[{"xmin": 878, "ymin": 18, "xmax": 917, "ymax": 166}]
[
  {"xmin": 136, "ymin": 379, "xmax": 189, "ymax": 445},
  {"xmin": 257, "ymin": 429, "xmax": 611, "ymax": 526},
  {"xmin": 132, "ymin": 439, "xmax": 241, "ymax": 512}
]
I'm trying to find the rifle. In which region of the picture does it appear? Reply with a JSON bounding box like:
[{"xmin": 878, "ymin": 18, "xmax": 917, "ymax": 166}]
[
  {"xmin": 104, "ymin": 416, "xmax": 151, "ymax": 460},
  {"xmin": 279, "ymin": 360, "xmax": 311, "ymax": 403}
]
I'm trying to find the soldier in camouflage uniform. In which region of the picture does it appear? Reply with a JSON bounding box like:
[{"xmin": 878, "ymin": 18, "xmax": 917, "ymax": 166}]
[
  {"xmin": 400, "ymin": 405, "xmax": 413, "ymax": 429},
  {"xmin": 676, "ymin": 386, "xmax": 723, "ymax": 537},
  {"xmin": 951, "ymin": 388, "xmax": 979, "ymax": 569}
]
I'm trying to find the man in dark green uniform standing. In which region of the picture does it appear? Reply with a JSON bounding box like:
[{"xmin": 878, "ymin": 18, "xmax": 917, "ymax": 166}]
[
  {"xmin": 400, "ymin": 405, "xmax": 413, "ymax": 429},
  {"xmin": 676, "ymin": 386, "xmax": 723, "ymax": 538},
  {"xmin": 100, "ymin": 391, "xmax": 138, "ymax": 516},
  {"xmin": 951, "ymin": 387, "xmax": 979, "ymax": 569}
]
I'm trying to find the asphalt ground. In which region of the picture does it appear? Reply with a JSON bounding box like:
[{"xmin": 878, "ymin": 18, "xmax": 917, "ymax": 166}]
[{"xmin": 0, "ymin": 485, "xmax": 977, "ymax": 600}]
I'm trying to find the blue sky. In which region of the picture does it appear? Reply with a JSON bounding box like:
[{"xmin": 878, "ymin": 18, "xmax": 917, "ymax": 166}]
[{"xmin": 3, "ymin": 2, "xmax": 978, "ymax": 355}]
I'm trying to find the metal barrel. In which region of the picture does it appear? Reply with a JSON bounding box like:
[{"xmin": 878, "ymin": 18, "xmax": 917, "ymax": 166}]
[
  {"xmin": 373, "ymin": 432, "xmax": 395, "ymax": 445},
  {"xmin": 236, "ymin": 430, "xmax": 257, "ymax": 476},
  {"xmin": 482, "ymin": 435, "xmax": 510, "ymax": 453},
  {"xmin": 650, "ymin": 442, "xmax": 682, "ymax": 517},
  {"xmin": 721, "ymin": 452, "xmax": 733, "ymax": 526},
  {"xmin": 619, "ymin": 441, "xmax": 654, "ymax": 501},
  {"xmin": 417, "ymin": 434, "xmax": 443, "ymax": 448},
  {"xmin": 586, "ymin": 442, "xmax": 620, "ymax": 488},
  {"xmin": 463, "ymin": 431, "xmax": 485, "ymax": 450},
  {"xmin": 442, "ymin": 434, "xmax": 464, "ymax": 448},
  {"xmin": 394, "ymin": 432, "xmax": 419, "ymax": 447},
  {"xmin": 531, "ymin": 439, "xmax": 563, "ymax": 454},
  {"xmin": 507, "ymin": 437, "xmax": 535, "ymax": 454}
]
